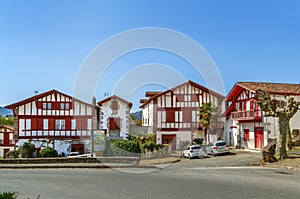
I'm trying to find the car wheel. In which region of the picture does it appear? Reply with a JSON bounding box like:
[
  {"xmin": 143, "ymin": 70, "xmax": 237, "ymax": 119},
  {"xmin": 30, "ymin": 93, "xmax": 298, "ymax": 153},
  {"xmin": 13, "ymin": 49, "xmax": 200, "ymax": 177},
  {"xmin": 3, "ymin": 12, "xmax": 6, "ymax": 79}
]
[
  {"xmin": 188, "ymin": 154, "xmax": 192, "ymax": 159},
  {"xmin": 211, "ymin": 152, "xmax": 215, "ymax": 157}
]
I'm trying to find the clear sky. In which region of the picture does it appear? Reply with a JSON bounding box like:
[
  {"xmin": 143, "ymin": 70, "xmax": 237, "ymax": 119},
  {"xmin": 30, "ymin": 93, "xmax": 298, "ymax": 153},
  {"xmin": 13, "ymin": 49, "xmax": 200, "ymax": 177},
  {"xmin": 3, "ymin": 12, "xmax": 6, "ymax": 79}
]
[{"xmin": 1, "ymin": 0, "xmax": 300, "ymax": 112}]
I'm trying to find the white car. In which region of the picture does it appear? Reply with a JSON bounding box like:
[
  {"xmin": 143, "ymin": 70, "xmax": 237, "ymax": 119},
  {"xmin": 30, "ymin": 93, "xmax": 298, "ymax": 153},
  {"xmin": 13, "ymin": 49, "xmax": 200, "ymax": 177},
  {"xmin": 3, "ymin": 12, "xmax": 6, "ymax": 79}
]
[
  {"xmin": 206, "ymin": 140, "xmax": 230, "ymax": 156},
  {"xmin": 182, "ymin": 145, "xmax": 205, "ymax": 159}
]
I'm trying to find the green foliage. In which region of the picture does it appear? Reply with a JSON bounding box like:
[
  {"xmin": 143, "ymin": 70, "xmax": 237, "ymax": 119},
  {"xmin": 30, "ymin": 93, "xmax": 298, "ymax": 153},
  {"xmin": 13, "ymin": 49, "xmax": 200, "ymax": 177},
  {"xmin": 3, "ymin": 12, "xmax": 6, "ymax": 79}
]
[
  {"xmin": 19, "ymin": 142, "xmax": 35, "ymax": 158},
  {"xmin": 193, "ymin": 138, "xmax": 204, "ymax": 145},
  {"xmin": 0, "ymin": 191, "xmax": 17, "ymax": 199},
  {"xmin": 39, "ymin": 147, "xmax": 58, "ymax": 158},
  {"xmin": 0, "ymin": 116, "xmax": 14, "ymax": 125},
  {"xmin": 198, "ymin": 102, "xmax": 217, "ymax": 129},
  {"xmin": 110, "ymin": 140, "xmax": 141, "ymax": 156},
  {"xmin": 5, "ymin": 150, "xmax": 19, "ymax": 159}
]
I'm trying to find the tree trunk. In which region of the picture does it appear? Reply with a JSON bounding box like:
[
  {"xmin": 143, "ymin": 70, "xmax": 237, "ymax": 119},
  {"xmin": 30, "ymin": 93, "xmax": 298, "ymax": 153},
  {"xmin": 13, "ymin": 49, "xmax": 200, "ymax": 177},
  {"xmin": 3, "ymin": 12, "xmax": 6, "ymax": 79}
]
[
  {"xmin": 275, "ymin": 116, "xmax": 289, "ymax": 160},
  {"xmin": 286, "ymin": 124, "xmax": 293, "ymax": 151}
]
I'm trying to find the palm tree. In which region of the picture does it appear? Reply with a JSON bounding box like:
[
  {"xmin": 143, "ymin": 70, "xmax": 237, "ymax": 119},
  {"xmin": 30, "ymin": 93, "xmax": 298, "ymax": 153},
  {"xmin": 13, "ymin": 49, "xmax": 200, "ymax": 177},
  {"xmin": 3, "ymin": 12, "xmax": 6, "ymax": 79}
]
[{"xmin": 198, "ymin": 102, "xmax": 214, "ymax": 144}]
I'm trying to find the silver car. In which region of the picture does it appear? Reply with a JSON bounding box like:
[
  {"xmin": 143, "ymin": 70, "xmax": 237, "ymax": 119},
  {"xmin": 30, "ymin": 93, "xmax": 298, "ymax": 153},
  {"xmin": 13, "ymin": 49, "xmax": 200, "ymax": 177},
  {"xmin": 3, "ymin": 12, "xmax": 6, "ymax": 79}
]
[
  {"xmin": 206, "ymin": 140, "xmax": 230, "ymax": 156},
  {"xmin": 182, "ymin": 145, "xmax": 205, "ymax": 159}
]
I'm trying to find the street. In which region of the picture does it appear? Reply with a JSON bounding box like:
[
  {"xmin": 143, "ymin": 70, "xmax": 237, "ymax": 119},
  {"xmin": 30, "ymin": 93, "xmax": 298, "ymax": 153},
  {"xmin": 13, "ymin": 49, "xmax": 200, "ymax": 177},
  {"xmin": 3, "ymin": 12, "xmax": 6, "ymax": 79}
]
[{"xmin": 0, "ymin": 153, "xmax": 300, "ymax": 199}]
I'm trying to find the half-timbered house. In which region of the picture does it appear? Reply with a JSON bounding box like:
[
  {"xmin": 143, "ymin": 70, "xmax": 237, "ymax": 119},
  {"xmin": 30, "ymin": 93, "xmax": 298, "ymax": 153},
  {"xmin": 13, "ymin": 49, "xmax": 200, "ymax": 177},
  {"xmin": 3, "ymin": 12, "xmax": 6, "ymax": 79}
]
[
  {"xmin": 5, "ymin": 89, "xmax": 97, "ymax": 156},
  {"xmin": 140, "ymin": 80, "xmax": 225, "ymax": 150},
  {"xmin": 224, "ymin": 82, "xmax": 300, "ymax": 149},
  {"xmin": 97, "ymin": 95, "xmax": 132, "ymax": 139},
  {"xmin": 0, "ymin": 125, "xmax": 15, "ymax": 157}
]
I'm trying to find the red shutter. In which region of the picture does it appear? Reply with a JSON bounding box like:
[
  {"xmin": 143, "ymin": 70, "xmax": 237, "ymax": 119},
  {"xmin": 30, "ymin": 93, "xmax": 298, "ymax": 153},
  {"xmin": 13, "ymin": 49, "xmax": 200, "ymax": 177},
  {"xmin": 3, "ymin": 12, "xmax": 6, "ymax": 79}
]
[
  {"xmin": 65, "ymin": 118, "xmax": 71, "ymax": 130},
  {"xmin": 37, "ymin": 118, "xmax": 43, "ymax": 130},
  {"xmin": 109, "ymin": 118, "xmax": 115, "ymax": 130},
  {"xmin": 81, "ymin": 118, "xmax": 87, "ymax": 130},
  {"xmin": 115, "ymin": 118, "xmax": 121, "ymax": 130},
  {"xmin": 48, "ymin": 118, "xmax": 55, "ymax": 130},
  {"xmin": 166, "ymin": 109, "xmax": 175, "ymax": 122},
  {"xmin": 31, "ymin": 118, "xmax": 37, "ymax": 130},
  {"xmin": 183, "ymin": 109, "xmax": 192, "ymax": 123},
  {"xmin": 76, "ymin": 118, "xmax": 82, "ymax": 130}
]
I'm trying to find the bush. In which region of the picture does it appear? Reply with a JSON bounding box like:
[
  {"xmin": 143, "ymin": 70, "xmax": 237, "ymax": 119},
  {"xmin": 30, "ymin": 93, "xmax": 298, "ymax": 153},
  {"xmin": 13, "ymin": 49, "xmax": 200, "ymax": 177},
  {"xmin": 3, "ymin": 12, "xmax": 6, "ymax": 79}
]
[
  {"xmin": 5, "ymin": 150, "xmax": 19, "ymax": 159},
  {"xmin": 0, "ymin": 191, "xmax": 17, "ymax": 199},
  {"xmin": 19, "ymin": 142, "xmax": 35, "ymax": 158},
  {"xmin": 193, "ymin": 138, "xmax": 204, "ymax": 145},
  {"xmin": 39, "ymin": 147, "xmax": 58, "ymax": 158},
  {"xmin": 110, "ymin": 140, "xmax": 141, "ymax": 156}
]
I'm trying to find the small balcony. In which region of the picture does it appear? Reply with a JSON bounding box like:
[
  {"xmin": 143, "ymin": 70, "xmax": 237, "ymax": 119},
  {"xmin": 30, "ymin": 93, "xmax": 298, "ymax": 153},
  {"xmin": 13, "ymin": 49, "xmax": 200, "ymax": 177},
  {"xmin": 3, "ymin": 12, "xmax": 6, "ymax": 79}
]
[{"xmin": 231, "ymin": 109, "xmax": 262, "ymax": 121}]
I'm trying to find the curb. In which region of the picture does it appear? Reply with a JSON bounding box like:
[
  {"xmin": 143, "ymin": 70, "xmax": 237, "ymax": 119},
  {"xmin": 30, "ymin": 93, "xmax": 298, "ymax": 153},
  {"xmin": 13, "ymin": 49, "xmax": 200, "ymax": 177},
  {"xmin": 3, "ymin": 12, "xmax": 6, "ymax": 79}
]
[{"xmin": 0, "ymin": 164, "xmax": 160, "ymax": 169}]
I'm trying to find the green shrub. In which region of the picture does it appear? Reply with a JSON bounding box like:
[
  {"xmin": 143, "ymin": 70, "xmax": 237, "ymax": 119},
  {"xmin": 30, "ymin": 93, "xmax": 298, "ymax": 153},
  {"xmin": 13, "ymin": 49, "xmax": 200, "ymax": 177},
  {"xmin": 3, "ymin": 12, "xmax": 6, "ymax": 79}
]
[
  {"xmin": 19, "ymin": 142, "xmax": 35, "ymax": 158},
  {"xmin": 0, "ymin": 191, "xmax": 17, "ymax": 199},
  {"xmin": 39, "ymin": 147, "xmax": 58, "ymax": 158},
  {"xmin": 110, "ymin": 140, "xmax": 141, "ymax": 156},
  {"xmin": 193, "ymin": 138, "xmax": 204, "ymax": 145},
  {"xmin": 5, "ymin": 150, "xmax": 19, "ymax": 159}
]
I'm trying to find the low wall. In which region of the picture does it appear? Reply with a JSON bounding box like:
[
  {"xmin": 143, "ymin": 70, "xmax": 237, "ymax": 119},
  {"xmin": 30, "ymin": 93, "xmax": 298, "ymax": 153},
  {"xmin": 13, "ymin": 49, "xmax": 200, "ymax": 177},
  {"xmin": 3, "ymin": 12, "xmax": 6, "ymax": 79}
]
[
  {"xmin": 0, "ymin": 157, "xmax": 140, "ymax": 164},
  {"xmin": 0, "ymin": 157, "xmax": 99, "ymax": 164}
]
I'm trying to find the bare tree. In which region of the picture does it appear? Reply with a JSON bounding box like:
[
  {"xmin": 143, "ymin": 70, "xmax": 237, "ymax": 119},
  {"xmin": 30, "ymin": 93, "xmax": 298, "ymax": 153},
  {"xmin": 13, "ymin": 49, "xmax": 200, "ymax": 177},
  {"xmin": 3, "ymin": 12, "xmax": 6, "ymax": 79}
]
[{"xmin": 256, "ymin": 90, "xmax": 300, "ymax": 160}]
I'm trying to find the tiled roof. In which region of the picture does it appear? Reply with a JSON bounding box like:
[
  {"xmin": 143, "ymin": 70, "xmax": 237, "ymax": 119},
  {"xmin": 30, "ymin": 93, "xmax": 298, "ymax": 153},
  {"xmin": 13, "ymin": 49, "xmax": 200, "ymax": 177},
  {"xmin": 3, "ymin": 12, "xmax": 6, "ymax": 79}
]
[
  {"xmin": 237, "ymin": 82, "xmax": 300, "ymax": 95},
  {"xmin": 140, "ymin": 80, "xmax": 225, "ymax": 108},
  {"xmin": 97, "ymin": 95, "xmax": 132, "ymax": 108}
]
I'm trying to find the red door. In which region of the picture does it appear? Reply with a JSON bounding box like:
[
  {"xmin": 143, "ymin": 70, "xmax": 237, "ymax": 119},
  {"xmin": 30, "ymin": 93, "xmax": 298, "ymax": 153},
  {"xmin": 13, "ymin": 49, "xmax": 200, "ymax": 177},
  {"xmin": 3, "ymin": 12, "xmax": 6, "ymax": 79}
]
[
  {"xmin": 4, "ymin": 133, "xmax": 9, "ymax": 145},
  {"xmin": 162, "ymin": 134, "xmax": 176, "ymax": 151},
  {"xmin": 255, "ymin": 127, "xmax": 264, "ymax": 148}
]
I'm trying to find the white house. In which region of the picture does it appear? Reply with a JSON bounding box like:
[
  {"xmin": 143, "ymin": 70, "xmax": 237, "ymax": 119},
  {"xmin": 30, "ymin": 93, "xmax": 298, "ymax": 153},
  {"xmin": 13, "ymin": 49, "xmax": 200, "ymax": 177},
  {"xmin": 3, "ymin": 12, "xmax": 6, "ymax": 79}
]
[
  {"xmin": 97, "ymin": 95, "xmax": 132, "ymax": 139},
  {"xmin": 5, "ymin": 89, "xmax": 97, "ymax": 156},
  {"xmin": 140, "ymin": 80, "xmax": 225, "ymax": 150},
  {"xmin": 224, "ymin": 82, "xmax": 300, "ymax": 149}
]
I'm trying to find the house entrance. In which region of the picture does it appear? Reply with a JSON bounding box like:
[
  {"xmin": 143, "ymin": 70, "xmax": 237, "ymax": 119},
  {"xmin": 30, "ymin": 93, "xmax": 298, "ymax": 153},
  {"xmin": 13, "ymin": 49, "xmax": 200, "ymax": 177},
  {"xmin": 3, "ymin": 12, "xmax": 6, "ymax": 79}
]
[
  {"xmin": 254, "ymin": 127, "xmax": 264, "ymax": 149},
  {"xmin": 162, "ymin": 134, "xmax": 176, "ymax": 151},
  {"xmin": 71, "ymin": 144, "xmax": 85, "ymax": 154}
]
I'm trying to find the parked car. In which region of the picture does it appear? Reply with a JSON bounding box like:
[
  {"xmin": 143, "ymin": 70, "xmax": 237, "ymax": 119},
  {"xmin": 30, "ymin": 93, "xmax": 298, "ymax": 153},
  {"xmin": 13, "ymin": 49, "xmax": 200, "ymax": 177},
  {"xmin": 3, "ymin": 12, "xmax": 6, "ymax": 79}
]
[
  {"xmin": 182, "ymin": 145, "xmax": 205, "ymax": 159},
  {"xmin": 67, "ymin": 151, "xmax": 80, "ymax": 157},
  {"xmin": 205, "ymin": 140, "xmax": 230, "ymax": 156}
]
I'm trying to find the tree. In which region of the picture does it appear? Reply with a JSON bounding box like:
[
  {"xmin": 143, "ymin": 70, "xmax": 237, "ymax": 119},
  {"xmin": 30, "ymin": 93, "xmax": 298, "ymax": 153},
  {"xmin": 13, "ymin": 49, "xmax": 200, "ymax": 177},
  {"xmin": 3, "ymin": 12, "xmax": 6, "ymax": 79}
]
[
  {"xmin": 256, "ymin": 90, "xmax": 300, "ymax": 160},
  {"xmin": 19, "ymin": 142, "xmax": 35, "ymax": 158},
  {"xmin": 198, "ymin": 102, "xmax": 217, "ymax": 143},
  {"xmin": 39, "ymin": 147, "xmax": 58, "ymax": 158}
]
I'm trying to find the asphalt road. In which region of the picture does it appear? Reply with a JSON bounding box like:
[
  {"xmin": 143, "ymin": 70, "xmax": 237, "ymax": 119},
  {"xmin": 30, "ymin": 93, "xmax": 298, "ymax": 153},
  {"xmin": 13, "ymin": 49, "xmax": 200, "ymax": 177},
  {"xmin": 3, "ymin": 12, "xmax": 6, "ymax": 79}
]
[{"xmin": 0, "ymin": 153, "xmax": 299, "ymax": 199}]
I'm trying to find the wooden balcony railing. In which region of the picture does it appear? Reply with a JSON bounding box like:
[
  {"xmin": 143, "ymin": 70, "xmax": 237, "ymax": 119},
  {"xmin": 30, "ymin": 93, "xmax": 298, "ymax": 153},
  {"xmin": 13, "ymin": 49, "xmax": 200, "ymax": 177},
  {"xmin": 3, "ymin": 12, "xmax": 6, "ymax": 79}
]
[{"xmin": 231, "ymin": 109, "xmax": 262, "ymax": 121}]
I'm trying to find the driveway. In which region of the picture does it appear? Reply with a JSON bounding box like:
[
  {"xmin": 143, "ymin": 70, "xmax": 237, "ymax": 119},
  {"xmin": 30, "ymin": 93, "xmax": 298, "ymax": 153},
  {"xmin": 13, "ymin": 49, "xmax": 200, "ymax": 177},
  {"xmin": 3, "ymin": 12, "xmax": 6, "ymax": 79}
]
[{"xmin": 171, "ymin": 151, "xmax": 262, "ymax": 169}]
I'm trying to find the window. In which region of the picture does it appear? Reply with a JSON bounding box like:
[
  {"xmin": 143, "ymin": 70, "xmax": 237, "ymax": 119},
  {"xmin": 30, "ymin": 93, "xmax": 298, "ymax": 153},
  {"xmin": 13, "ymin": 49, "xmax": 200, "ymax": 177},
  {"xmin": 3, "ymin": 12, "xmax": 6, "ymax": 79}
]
[
  {"xmin": 55, "ymin": 120, "xmax": 65, "ymax": 130},
  {"xmin": 60, "ymin": 103, "xmax": 65, "ymax": 110},
  {"xmin": 244, "ymin": 129, "xmax": 250, "ymax": 141},
  {"xmin": 43, "ymin": 119, "xmax": 48, "ymax": 130},
  {"xmin": 47, "ymin": 103, "xmax": 52, "ymax": 109},
  {"xmin": 43, "ymin": 103, "xmax": 47, "ymax": 109},
  {"xmin": 65, "ymin": 103, "xmax": 70, "ymax": 109}
]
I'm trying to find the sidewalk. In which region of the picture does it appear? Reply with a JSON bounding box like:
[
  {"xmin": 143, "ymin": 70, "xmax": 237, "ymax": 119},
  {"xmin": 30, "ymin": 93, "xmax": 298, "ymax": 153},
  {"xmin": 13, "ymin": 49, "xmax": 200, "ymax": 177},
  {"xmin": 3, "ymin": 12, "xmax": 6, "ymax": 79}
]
[{"xmin": 0, "ymin": 157, "xmax": 181, "ymax": 169}]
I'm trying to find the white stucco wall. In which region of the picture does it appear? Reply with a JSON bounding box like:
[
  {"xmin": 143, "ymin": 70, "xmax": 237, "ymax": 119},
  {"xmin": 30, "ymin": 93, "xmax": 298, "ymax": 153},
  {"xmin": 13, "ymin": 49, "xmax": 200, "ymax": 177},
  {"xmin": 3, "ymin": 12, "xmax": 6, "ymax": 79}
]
[{"xmin": 100, "ymin": 98, "xmax": 131, "ymax": 138}]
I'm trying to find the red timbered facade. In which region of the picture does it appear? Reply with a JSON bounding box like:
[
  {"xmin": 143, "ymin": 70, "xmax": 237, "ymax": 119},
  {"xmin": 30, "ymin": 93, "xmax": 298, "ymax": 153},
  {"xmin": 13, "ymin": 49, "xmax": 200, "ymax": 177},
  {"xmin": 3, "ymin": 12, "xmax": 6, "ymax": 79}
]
[
  {"xmin": 0, "ymin": 125, "xmax": 15, "ymax": 157},
  {"xmin": 140, "ymin": 81, "xmax": 225, "ymax": 149},
  {"xmin": 225, "ymin": 82, "xmax": 300, "ymax": 149},
  {"xmin": 5, "ymin": 89, "xmax": 97, "ymax": 155}
]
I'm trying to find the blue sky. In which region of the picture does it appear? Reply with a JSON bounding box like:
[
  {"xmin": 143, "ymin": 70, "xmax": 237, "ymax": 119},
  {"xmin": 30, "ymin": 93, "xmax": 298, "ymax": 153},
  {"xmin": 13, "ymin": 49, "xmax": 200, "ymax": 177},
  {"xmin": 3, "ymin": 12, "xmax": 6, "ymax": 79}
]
[{"xmin": 1, "ymin": 0, "xmax": 300, "ymax": 112}]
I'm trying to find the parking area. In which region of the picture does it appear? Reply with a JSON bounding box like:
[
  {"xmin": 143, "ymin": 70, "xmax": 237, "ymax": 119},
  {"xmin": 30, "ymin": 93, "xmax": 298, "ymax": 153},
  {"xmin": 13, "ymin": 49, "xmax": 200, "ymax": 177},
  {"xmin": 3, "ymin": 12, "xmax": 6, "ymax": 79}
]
[{"xmin": 176, "ymin": 151, "xmax": 262, "ymax": 169}]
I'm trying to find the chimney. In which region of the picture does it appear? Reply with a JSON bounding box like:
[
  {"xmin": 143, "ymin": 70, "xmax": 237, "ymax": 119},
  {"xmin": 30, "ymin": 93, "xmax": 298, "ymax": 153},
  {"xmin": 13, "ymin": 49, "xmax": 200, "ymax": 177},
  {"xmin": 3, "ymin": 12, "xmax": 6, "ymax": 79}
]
[{"xmin": 92, "ymin": 97, "xmax": 96, "ymax": 106}]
